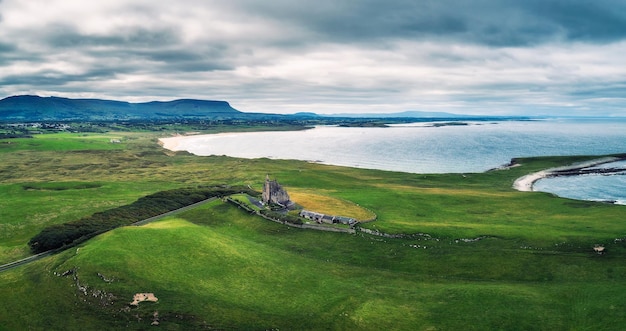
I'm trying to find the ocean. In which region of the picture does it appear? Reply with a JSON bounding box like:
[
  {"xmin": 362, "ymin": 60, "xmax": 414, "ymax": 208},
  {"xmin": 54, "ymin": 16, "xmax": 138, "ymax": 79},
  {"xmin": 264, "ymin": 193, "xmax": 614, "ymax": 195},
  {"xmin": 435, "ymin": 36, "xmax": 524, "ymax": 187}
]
[{"xmin": 164, "ymin": 118, "xmax": 626, "ymax": 204}]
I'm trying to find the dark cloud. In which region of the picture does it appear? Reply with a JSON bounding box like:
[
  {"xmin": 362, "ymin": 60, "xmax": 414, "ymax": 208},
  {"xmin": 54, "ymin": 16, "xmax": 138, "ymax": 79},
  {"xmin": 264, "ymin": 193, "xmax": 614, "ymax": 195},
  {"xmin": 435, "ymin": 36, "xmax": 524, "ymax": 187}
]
[
  {"xmin": 569, "ymin": 83, "xmax": 626, "ymax": 98},
  {"xmin": 230, "ymin": 0, "xmax": 626, "ymax": 46},
  {"xmin": 0, "ymin": 41, "xmax": 21, "ymax": 67},
  {"xmin": 525, "ymin": 0, "xmax": 626, "ymax": 42},
  {"xmin": 44, "ymin": 24, "xmax": 181, "ymax": 48},
  {"xmin": 37, "ymin": 23, "xmax": 232, "ymax": 74},
  {"xmin": 0, "ymin": 41, "xmax": 15, "ymax": 53},
  {"xmin": 0, "ymin": 67, "xmax": 119, "ymax": 87},
  {"xmin": 229, "ymin": 0, "xmax": 473, "ymax": 43},
  {"xmin": 1, "ymin": 0, "xmax": 625, "ymax": 115},
  {"xmin": 129, "ymin": 47, "xmax": 234, "ymax": 72}
]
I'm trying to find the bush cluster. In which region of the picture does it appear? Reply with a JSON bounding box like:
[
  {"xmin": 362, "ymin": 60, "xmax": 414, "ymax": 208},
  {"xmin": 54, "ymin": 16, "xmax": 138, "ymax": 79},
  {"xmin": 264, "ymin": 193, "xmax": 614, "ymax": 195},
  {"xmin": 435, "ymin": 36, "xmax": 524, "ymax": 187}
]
[
  {"xmin": 259, "ymin": 210, "xmax": 303, "ymax": 225},
  {"xmin": 28, "ymin": 185, "xmax": 254, "ymax": 253}
]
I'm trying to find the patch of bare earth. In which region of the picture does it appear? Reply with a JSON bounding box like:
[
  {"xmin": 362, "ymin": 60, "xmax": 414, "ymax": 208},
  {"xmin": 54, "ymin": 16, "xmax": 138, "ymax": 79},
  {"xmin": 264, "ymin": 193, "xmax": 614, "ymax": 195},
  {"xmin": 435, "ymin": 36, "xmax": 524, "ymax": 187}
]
[{"xmin": 130, "ymin": 293, "xmax": 158, "ymax": 306}]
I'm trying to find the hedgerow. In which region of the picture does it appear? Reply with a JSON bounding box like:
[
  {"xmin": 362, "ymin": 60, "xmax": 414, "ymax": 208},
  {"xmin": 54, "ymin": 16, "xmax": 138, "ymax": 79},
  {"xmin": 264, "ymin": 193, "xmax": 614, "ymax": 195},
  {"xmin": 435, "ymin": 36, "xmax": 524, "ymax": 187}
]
[{"xmin": 28, "ymin": 185, "xmax": 254, "ymax": 253}]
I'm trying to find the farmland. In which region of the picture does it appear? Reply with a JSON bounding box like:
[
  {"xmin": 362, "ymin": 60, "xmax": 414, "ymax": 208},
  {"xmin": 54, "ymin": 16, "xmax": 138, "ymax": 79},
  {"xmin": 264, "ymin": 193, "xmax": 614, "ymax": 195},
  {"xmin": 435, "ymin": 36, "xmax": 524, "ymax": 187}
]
[{"xmin": 1, "ymin": 131, "xmax": 626, "ymax": 330}]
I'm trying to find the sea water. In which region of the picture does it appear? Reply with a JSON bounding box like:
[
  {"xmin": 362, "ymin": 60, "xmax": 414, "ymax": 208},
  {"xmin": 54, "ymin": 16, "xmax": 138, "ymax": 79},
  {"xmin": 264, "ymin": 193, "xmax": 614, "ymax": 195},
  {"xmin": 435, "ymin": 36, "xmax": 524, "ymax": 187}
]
[
  {"xmin": 168, "ymin": 118, "xmax": 626, "ymax": 203},
  {"xmin": 534, "ymin": 160, "xmax": 626, "ymax": 205}
]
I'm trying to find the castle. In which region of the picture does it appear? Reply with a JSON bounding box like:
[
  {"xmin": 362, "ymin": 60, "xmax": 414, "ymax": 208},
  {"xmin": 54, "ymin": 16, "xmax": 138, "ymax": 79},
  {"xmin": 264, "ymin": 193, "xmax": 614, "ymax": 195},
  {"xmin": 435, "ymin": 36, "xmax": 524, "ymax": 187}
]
[{"xmin": 262, "ymin": 175, "xmax": 293, "ymax": 207}]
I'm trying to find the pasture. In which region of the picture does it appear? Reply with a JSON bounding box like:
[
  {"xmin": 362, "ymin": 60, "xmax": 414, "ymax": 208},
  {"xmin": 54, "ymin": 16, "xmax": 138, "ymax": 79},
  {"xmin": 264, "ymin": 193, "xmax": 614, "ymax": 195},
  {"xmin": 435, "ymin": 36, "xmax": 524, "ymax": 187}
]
[{"xmin": 1, "ymin": 132, "xmax": 625, "ymax": 330}]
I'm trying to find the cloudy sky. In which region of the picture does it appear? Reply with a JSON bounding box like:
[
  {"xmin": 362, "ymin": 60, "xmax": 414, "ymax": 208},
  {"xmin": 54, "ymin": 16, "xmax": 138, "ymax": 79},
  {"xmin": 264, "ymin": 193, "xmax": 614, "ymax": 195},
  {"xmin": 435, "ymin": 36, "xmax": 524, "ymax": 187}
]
[{"xmin": 1, "ymin": 0, "xmax": 625, "ymax": 115}]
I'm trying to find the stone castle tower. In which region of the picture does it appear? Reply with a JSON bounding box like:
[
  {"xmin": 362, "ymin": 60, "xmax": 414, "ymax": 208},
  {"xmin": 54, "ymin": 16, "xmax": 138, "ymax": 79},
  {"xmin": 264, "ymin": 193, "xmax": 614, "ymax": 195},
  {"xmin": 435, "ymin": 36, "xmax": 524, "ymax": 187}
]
[{"xmin": 262, "ymin": 175, "xmax": 292, "ymax": 207}]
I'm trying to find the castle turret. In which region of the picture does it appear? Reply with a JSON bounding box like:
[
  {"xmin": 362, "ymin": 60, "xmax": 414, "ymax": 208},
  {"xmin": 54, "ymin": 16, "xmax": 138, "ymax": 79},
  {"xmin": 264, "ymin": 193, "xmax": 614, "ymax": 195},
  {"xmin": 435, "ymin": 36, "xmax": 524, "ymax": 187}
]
[{"xmin": 262, "ymin": 175, "xmax": 292, "ymax": 207}]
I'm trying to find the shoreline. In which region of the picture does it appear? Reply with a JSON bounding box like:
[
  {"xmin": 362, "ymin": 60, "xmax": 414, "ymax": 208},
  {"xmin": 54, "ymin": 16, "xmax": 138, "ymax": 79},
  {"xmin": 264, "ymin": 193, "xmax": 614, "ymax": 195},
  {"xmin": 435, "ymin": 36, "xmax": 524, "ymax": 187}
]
[
  {"xmin": 158, "ymin": 135, "xmax": 186, "ymax": 151},
  {"xmin": 513, "ymin": 156, "xmax": 626, "ymax": 192},
  {"xmin": 159, "ymin": 134, "xmax": 626, "ymax": 186},
  {"xmin": 158, "ymin": 131, "xmax": 264, "ymax": 152}
]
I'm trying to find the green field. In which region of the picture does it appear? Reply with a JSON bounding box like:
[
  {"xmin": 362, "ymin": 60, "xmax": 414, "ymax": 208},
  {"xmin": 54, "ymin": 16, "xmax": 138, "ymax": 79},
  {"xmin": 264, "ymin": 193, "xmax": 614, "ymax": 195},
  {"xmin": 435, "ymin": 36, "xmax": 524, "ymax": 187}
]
[{"xmin": 1, "ymin": 132, "xmax": 626, "ymax": 330}]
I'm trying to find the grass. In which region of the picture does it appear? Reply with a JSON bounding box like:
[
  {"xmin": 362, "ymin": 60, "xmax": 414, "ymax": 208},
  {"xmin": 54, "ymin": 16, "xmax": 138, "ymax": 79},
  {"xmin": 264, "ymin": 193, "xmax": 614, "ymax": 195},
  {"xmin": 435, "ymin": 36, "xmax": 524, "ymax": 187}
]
[
  {"xmin": 0, "ymin": 132, "xmax": 127, "ymax": 153},
  {"xmin": 0, "ymin": 181, "xmax": 171, "ymax": 263},
  {"xmin": 1, "ymin": 131, "xmax": 626, "ymax": 330},
  {"xmin": 3, "ymin": 201, "xmax": 626, "ymax": 329},
  {"xmin": 289, "ymin": 189, "xmax": 376, "ymax": 221}
]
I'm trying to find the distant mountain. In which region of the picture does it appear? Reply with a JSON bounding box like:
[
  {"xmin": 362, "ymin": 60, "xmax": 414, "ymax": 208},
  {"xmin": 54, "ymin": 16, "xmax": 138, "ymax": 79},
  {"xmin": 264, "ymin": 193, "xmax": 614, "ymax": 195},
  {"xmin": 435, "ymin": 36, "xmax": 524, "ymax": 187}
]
[
  {"xmin": 292, "ymin": 112, "xmax": 320, "ymax": 117},
  {"xmin": 324, "ymin": 110, "xmax": 475, "ymax": 118},
  {"xmin": 0, "ymin": 95, "xmax": 244, "ymax": 121},
  {"xmin": 0, "ymin": 95, "xmax": 532, "ymax": 123}
]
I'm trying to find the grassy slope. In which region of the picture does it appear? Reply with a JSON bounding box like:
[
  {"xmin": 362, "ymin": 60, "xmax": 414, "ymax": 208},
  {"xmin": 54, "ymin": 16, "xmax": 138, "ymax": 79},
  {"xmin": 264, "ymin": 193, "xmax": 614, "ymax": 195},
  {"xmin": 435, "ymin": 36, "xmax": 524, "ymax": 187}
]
[
  {"xmin": 0, "ymin": 131, "xmax": 288, "ymax": 262},
  {"xmin": 2, "ymin": 201, "xmax": 626, "ymax": 330},
  {"xmin": 1, "ymin": 132, "xmax": 626, "ymax": 330}
]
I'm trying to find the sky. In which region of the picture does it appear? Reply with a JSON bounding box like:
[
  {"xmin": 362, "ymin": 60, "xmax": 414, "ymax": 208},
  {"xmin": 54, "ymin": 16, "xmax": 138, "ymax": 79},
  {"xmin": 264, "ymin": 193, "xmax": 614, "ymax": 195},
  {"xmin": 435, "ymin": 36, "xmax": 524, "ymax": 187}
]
[{"xmin": 1, "ymin": 0, "xmax": 626, "ymax": 116}]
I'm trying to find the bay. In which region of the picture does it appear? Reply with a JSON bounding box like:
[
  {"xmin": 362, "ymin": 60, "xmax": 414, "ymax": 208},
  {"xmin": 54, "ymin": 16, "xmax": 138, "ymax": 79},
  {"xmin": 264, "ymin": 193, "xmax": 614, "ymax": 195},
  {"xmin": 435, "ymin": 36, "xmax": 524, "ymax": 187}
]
[
  {"xmin": 163, "ymin": 118, "xmax": 626, "ymax": 204},
  {"xmin": 534, "ymin": 160, "xmax": 626, "ymax": 205},
  {"xmin": 168, "ymin": 118, "xmax": 626, "ymax": 173}
]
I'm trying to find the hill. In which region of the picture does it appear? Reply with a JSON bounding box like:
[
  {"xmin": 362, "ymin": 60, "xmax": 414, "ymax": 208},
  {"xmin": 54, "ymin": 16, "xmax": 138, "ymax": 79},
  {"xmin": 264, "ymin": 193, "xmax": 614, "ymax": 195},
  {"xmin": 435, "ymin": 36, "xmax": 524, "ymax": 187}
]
[
  {"xmin": 1, "ymin": 95, "xmax": 535, "ymax": 123},
  {"xmin": 1, "ymin": 132, "xmax": 626, "ymax": 329},
  {"xmin": 0, "ymin": 95, "xmax": 245, "ymax": 121}
]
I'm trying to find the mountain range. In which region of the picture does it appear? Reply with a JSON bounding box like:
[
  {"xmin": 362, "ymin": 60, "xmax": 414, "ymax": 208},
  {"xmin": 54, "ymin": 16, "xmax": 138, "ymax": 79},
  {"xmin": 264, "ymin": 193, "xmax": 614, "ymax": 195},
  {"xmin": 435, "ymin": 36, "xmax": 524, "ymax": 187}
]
[
  {"xmin": 0, "ymin": 95, "xmax": 515, "ymax": 122},
  {"xmin": 0, "ymin": 95, "xmax": 247, "ymax": 121}
]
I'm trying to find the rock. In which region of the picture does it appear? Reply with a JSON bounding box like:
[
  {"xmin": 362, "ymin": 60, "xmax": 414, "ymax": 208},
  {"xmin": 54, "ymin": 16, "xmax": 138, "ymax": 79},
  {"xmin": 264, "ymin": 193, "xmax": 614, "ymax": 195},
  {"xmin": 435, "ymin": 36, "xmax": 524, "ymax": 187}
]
[{"xmin": 130, "ymin": 293, "xmax": 158, "ymax": 306}]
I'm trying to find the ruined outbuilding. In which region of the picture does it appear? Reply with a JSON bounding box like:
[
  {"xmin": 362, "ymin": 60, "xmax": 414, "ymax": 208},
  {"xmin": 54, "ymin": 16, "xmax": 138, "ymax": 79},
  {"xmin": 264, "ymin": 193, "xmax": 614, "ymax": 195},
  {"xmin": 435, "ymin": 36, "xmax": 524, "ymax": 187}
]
[
  {"xmin": 300, "ymin": 209, "xmax": 357, "ymax": 226},
  {"xmin": 593, "ymin": 245, "xmax": 606, "ymax": 255}
]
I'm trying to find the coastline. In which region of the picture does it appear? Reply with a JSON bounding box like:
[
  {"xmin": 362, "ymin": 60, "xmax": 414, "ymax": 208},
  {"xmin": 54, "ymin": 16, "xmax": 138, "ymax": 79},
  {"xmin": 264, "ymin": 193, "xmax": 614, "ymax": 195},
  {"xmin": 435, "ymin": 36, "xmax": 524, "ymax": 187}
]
[
  {"xmin": 158, "ymin": 131, "xmax": 262, "ymax": 152},
  {"xmin": 158, "ymin": 126, "xmax": 626, "ymax": 180},
  {"xmin": 158, "ymin": 135, "xmax": 184, "ymax": 151},
  {"xmin": 513, "ymin": 156, "xmax": 626, "ymax": 192}
]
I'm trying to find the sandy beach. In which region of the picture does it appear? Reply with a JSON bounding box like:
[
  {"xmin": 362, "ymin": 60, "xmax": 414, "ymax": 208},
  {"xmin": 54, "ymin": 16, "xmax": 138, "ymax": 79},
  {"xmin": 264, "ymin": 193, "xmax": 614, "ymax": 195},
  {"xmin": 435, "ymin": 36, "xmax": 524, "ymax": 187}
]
[
  {"xmin": 158, "ymin": 135, "xmax": 184, "ymax": 151},
  {"xmin": 513, "ymin": 156, "xmax": 624, "ymax": 192},
  {"xmin": 159, "ymin": 132, "xmax": 246, "ymax": 152}
]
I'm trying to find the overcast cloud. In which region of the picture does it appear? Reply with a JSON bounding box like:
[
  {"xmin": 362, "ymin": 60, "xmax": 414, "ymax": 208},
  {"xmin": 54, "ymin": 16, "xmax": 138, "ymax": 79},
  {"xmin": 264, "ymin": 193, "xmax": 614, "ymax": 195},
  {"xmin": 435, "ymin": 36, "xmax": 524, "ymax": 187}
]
[{"xmin": 1, "ymin": 0, "xmax": 625, "ymax": 115}]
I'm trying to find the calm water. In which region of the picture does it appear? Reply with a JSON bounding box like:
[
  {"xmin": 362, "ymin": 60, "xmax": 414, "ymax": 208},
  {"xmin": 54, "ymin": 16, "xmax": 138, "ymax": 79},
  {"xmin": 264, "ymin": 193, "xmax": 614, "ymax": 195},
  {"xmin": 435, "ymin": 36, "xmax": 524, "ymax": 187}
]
[
  {"xmin": 534, "ymin": 160, "xmax": 626, "ymax": 205},
  {"xmin": 167, "ymin": 118, "xmax": 626, "ymax": 203}
]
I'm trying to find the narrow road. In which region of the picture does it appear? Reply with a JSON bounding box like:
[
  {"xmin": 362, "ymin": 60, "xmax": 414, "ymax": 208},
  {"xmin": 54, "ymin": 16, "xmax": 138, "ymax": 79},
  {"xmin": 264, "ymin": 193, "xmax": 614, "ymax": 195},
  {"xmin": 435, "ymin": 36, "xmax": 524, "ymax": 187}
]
[
  {"xmin": 0, "ymin": 197, "xmax": 218, "ymax": 273},
  {"xmin": 0, "ymin": 251, "xmax": 54, "ymax": 273}
]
